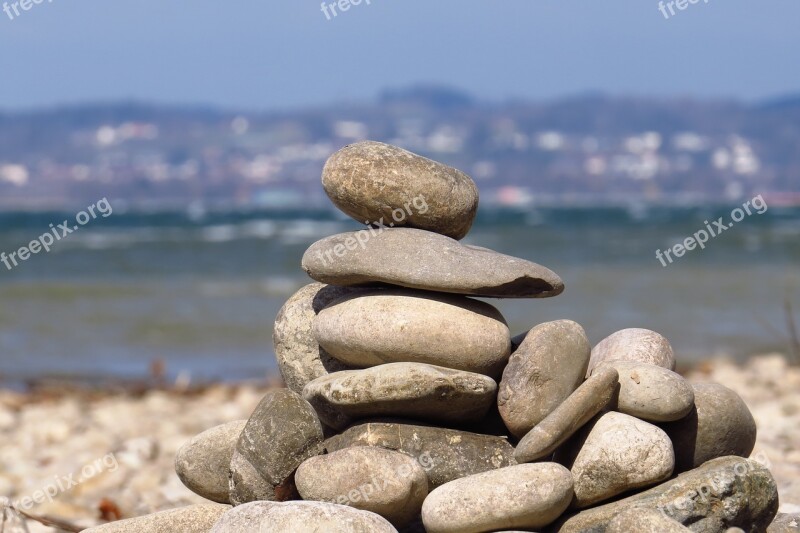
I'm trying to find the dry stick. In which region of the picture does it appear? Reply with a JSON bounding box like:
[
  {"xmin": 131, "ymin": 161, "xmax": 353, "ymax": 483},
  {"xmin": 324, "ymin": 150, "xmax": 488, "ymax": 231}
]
[
  {"xmin": 15, "ymin": 508, "xmax": 83, "ymax": 533},
  {"xmin": 786, "ymin": 299, "xmax": 800, "ymax": 365}
]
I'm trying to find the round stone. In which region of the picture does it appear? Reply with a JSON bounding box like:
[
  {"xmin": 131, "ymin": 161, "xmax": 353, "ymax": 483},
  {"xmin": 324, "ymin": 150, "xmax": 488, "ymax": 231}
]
[
  {"xmin": 303, "ymin": 363, "xmax": 497, "ymax": 430},
  {"xmin": 322, "ymin": 141, "xmax": 479, "ymax": 240},
  {"xmin": 557, "ymin": 411, "xmax": 675, "ymax": 508},
  {"xmin": 175, "ymin": 420, "xmax": 246, "ymax": 504},
  {"xmin": 515, "ymin": 366, "xmax": 619, "ymax": 463},
  {"xmin": 421, "ymin": 463, "xmax": 573, "ymax": 533},
  {"xmin": 499, "ymin": 320, "xmax": 591, "ymax": 438},
  {"xmin": 84, "ymin": 504, "xmax": 230, "ymax": 533},
  {"xmin": 210, "ymin": 501, "xmax": 398, "ymax": 533},
  {"xmin": 594, "ymin": 360, "xmax": 695, "ymax": 422},
  {"xmin": 313, "ymin": 289, "xmax": 511, "ymax": 377},
  {"xmin": 587, "ymin": 328, "xmax": 675, "ymax": 377},
  {"xmin": 660, "ymin": 382, "xmax": 757, "ymax": 472},
  {"xmin": 273, "ymin": 283, "xmax": 361, "ymax": 394},
  {"xmin": 296, "ymin": 446, "xmax": 428, "ymax": 527}
]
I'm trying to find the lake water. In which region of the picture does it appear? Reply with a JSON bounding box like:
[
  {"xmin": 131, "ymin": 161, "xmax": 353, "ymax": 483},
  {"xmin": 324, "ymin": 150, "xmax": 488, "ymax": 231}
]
[{"xmin": 1, "ymin": 205, "xmax": 798, "ymax": 383}]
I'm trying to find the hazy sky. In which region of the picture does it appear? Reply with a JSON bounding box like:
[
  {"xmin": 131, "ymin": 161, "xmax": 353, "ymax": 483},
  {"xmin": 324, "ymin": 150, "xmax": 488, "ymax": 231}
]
[{"xmin": 1, "ymin": 1, "xmax": 798, "ymax": 110}]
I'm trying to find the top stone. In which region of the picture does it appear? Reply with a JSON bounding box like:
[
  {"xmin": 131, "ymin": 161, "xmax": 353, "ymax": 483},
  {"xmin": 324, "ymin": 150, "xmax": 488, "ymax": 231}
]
[{"xmin": 322, "ymin": 141, "xmax": 479, "ymax": 240}]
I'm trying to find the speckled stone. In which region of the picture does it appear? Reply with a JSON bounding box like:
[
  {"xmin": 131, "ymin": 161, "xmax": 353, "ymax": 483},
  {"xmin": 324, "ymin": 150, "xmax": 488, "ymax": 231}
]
[
  {"xmin": 587, "ymin": 328, "xmax": 675, "ymax": 377},
  {"xmin": 83, "ymin": 504, "xmax": 230, "ymax": 533},
  {"xmin": 322, "ymin": 141, "xmax": 479, "ymax": 240},
  {"xmin": 606, "ymin": 508, "xmax": 691, "ymax": 532}
]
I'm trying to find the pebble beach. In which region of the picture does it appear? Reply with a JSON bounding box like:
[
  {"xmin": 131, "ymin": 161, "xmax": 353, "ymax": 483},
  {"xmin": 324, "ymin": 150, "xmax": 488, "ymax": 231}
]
[{"xmin": 0, "ymin": 354, "xmax": 798, "ymax": 531}]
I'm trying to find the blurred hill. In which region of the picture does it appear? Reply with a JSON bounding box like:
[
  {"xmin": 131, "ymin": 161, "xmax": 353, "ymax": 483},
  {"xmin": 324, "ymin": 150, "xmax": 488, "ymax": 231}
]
[{"xmin": 1, "ymin": 87, "xmax": 799, "ymax": 209}]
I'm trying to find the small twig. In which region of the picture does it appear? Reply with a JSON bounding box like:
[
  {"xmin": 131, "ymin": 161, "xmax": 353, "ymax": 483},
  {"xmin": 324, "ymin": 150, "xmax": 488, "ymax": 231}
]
[
  {"xmin": 786, "ymin": 299, "xmax": 800, "ymax": 365},
  {"xmin": 16, "ymin": 509, "xmax": 83, "ymax": 533}
]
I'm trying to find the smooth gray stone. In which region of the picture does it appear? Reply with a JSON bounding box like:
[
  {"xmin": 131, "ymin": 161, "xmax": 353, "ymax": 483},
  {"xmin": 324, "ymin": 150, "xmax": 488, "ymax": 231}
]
[
  {"xmin": 552, "ymin": 456, "xmax": 779, "ymax": 533},
  {"xmin": 556, "ymin": 412, "xmax": 674, "ymax": 509},
  {"xmin": 607, "ymin": 508, "xmax": 691, "ymax": 532},
  {"xmin": 594, "ymin": 360, "xmax": 695, "ymax": 422},
  {"xmin": 587, "ymin": 328, "xmax": 676, "ymax": 377},
  {"xmin": 296, "ymin": 446, "xmax": 428, "ymax": 528},
  {"xmin": 211, "ymin": 501, "xmax": 398, "ymax": 533},
  {"xmin": 303, "ymin": 363, "xmax": 497, "ymax": 430},
  {"xmin": 273, "ymin": 283, "xmax": 362, "ymax": 394},
  {"xmin": 322, "ymin": 141, "xmax": 479, "ymax": 240},
  {"xmin": 302, "ymin": 228, "xmax": 564, "ymax": 299},
  {"xmin": 175, "ymin": 420, "xmax": 246, "ymax": 504},
  {"xmin": 325, "ymin": 420, "xmax": 516, "ymax": 489},
  {"xmin": 421, "ymin": 463, "xmax": 573, "ymax": 533},
  {"xmin": 499, "ymin": 320, "xmax": 591, "ymax": 438},
  {"xmin": 768, "ymin": 513, "xmax": 800, "ymax": 532},
  {"xmin": 660, "ymin": 382, "xmax": 757, "ymax": 473},
  {"xmin": 515, "ymin": 367, "xmax": 619, "ymax": 463},
  {"xmin": 312, "ymin": 289, "xmax": 511, "ymax": 377},
  {"xmin": 84, "ymin": 504, "xmax": 229, "ymax": 533},
  {"xmin": 229, "ymin": 389, "xmax": 324, "ymax": 504}
]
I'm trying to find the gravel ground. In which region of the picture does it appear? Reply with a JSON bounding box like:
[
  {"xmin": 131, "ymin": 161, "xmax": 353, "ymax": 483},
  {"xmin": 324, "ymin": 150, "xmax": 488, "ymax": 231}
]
[{"xmin": 1, "ymin": 355, "xmax": 798, "ymax": 532}]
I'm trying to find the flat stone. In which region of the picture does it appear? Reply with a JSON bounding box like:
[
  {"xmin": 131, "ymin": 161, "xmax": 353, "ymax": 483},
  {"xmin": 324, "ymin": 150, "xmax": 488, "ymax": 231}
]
[
  {"xmin": 322, "ymin": 141, "xmax": 479, "ymax": 240},
  {"xmin": 556, "ymin": 411, "xmax": 674, "ymax": 508},
  {"xmin": 211, "ymin": 501, "xmax": 398, "ymax": 533},
  {"xmin": 175, "ymin": 420, "xmax": 246, "ymax": 504},
  {"xmin": 660, "ymin": 382, "xmax": 757, "ymax": 473},
  {"xmin": 84, "ymin": 504, "xmax": 229, "ymax": 533},
  {"xmin": 421, "ymin": 463, "xmax": 573, "ymax": 533},
  {"xmin": 302, "ymin": 228, "xmax": 564, "ymax": 299},
  {"xmin": 594, "ymin": 360, "xmax": 695, "ymax": 422},
  {"xmin": 587, "ymin": 328, "xmax": 675, "ymax": 377},
  {"xmin": 607, "ymin": 508, "xmax": 691, "ymax": 532},
  {"xmin": 515, "ymin": 366, "xmax": 619, "ymax": 463},
  {"xmin": 296, "ymin": 446, "xmax": 428, "ymax": 527},
  {"xmin": 325, "ymin": 421, "xmax": 516, "ymax": 489},
  {"xmin": 313, "ymin": 289, "xmax": 511, "ymax": 377},
  {"xmin": 303, "ymin": 363, "xmax": 497, "ymax": 430},
  {"xmin": 273, "ymin": 283, "xmax": 363, "ymax": 394},
  {"xmin": 553, "ymin": 456, "xmax": 779, "ymax": 533},
  {"xmin": 229, "ymin": 389, "xmax": 324, "ymax": 505},
  {"xmin": 499, "ymin": 320, "xmax": 591, "ymax": 438}
]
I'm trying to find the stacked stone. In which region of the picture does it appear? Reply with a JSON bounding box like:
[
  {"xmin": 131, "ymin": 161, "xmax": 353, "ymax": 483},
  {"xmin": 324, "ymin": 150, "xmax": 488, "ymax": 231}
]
[{"xmin": 86, "ymin": 141, "xmax": 781, "ymax": 533}]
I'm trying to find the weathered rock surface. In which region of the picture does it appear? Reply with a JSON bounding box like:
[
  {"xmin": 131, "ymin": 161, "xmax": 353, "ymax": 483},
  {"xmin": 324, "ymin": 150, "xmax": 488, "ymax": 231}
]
[
  {"xmin": 322, "ymin": 141, "xmax": 479, "ymax": 240},
  {"xmin": 175, "ymin": 420, "xmax": 246, "ymax": 504},
  {"xmin": 325, "ymin": 421, "xmax": 516, "ymax": 489},
  {"xmin": 229, "ymin": 389, "xmax": 324, "ymax": 504},
  {"xmin": 296, "ymin": 446, "xmax": 428, "ymax": 527},
  {"xmin": 302, "ymin": 228, "xmax": 564, "ymax": 298},
  {"xmin": 84, "ymin": 504, "xmax": 230, "ymax": 533},
  {"xmin": 211, "ymin": 500, "xmax": 398, "ymax": 533},
  {"xmin": 556, "ymin": 411, "xmax": 674, "ymax": 508},
  {"xmin": 587, "ymin": 328, "xmax": 675, "ymax": 377},
  {"xmin": 313, "ymin": 289, "xmax": 511, "ymax": 376},
  {"xmin": 606, "ymin": 508, "xmax": 691, "ymax": 532},
  {"xmin": 499, "ymin": 320, "xmax": 591, "ymax": 438},
  {"xmin": 594, "ymin": 360, "xmax": 695, "ymax": 422},
  {"xmin": 661, "ymin": 382, "xmax": 757, "ymax": 473},
  {"xmin": 303, "ymin": 363, "xmax": 497, "ymax": 430},
  {"xmin": 421, "ymin": 463, "xmax": 573, "ymax": 533},
  {"xmin": 273, "ymin": 283, "xmax": 361, "ymax": 394},
  {"xmin": 768, "ymin": 513, "xmax": 800, "ymax": 532},
  {"xmin": 515, "ymin": 366, "xmax": 619, "ymax": 463},
  {"xmin": 553, "ymin": 456, "xmax": 779, "ymax": 533}
]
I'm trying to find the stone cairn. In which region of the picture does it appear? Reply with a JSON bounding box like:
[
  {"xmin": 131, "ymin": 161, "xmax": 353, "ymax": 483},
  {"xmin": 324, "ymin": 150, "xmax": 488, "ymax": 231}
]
[{"xmin": 88, "ymin": 141, "xmax": 782, "ymax": 532}]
